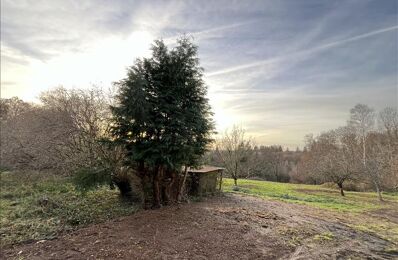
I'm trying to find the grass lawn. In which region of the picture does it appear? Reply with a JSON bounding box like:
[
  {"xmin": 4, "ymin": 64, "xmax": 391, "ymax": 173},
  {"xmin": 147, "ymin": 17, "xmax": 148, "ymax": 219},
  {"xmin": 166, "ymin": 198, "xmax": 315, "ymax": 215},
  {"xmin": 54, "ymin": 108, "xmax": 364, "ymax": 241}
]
[
  {"xmin": 0, "ymin": 171, "xmax": 138, "ymax": 247},
  {"xmin": 223, "ymin": 178, "xmax": 398, "ymax": 245},
  {"xmin": 222, "ymin": 178, "xmax": 398, "ymax": 212}
]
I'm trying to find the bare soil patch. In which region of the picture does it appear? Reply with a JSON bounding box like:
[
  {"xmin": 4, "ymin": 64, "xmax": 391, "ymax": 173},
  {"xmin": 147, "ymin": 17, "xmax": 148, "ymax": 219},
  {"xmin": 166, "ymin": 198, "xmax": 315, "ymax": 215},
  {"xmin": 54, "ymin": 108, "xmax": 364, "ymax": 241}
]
[
  {"xmin": 2, "ymin": 194, "xmax": 397, "ymax": 260},
  {"xmin": 368, "ymin": 208, "xmax": 398, "ymax": 223}
]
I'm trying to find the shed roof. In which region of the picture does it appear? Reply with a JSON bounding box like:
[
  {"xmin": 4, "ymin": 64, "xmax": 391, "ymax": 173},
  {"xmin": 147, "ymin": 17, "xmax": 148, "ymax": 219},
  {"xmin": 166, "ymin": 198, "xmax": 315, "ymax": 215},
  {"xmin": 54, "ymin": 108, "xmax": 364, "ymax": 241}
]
[{"xmin": 187, "ymin": 165, "xmax": 224, "ymax": 173}]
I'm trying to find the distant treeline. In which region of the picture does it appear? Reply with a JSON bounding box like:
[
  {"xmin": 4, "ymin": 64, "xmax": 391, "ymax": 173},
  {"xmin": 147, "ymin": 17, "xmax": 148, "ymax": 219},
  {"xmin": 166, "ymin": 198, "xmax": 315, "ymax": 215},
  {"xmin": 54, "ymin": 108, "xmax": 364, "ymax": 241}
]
[
  {"xmin": 205, "ymin": 145, "xmax": 301, "ymax": 183},
  {"xmin": 205, "ymin": 104, "xmax": 398, "ymax": 200}
]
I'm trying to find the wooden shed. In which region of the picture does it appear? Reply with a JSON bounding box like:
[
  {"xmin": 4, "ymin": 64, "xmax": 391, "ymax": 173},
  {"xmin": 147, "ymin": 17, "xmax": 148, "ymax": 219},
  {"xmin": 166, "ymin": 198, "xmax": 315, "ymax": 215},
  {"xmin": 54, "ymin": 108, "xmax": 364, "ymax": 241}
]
[{"xmin": 187, "ymin": 165, "xmax": 224, "ymax": 196}]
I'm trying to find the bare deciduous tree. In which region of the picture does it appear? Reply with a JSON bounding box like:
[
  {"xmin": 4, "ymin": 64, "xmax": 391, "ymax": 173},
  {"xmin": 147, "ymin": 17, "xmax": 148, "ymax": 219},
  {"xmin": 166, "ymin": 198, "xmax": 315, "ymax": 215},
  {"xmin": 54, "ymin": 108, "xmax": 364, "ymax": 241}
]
[
  {"xmin": 365, "ymin": 133, "xmax": 393, "ymax": 201},
  {"xmin": 378, "ymin": 107, "xmax": 398, "ymax": 191},
  {"xmin": 216, "ymin": 125, "xmax": 252, "ymax": 187},
  {"xmin": 300, "ymin": 129, "xmax": 359, "ymax": 196},
  {"xmin": 39, "ymin": 86, "xmax": 112, "ymax": 171},
  {"xmin": 0, "ymin": 87, "xmax": 115, "ymax": 173},
  {"xmin": 379, "ymin": 107, "xmax": 398, "ymax": 144},
  {"xmin": 348, "ymin": 104, "xmax": 375, "ymax": 166},
  {"xmin": 348, "ymin": 104, "xmax": 390, "ymax": 200},
  {"xmin": 0, "ymin": 98, "xmax": 69, "ymax": 170}
]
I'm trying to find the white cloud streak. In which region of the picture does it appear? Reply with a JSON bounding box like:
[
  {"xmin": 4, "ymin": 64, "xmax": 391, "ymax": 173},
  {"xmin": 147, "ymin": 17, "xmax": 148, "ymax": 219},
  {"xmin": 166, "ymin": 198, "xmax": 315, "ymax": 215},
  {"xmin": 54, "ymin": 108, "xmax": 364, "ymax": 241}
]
[
  {"xmin": 206, "ymin": 25, "xmax": 398, "ymax": 77},
  {"xmin": 163, "ymin": 19, "xmax": 259, "ymax": 44}
]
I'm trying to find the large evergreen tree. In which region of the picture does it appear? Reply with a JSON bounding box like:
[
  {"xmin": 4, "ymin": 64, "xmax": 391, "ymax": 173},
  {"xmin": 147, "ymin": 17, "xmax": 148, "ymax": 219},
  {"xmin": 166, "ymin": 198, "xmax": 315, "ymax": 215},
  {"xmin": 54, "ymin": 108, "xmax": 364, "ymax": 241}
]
[{"xmin": 111, "ymin": 37, "xmax": 214, "ymax": 207}]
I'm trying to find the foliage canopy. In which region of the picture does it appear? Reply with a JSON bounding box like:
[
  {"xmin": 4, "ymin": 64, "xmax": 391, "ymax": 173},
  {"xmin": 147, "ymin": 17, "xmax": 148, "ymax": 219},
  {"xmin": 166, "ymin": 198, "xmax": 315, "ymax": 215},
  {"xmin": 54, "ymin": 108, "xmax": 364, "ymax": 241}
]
[{"xmin": 111, "ymin": 37, "xmax": 214, "ymax": 171}]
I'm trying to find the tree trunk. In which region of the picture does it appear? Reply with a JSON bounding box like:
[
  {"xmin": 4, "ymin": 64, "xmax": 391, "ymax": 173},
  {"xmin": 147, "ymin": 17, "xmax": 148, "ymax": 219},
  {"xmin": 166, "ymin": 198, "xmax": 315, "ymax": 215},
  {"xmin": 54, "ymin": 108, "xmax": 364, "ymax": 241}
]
[
  {"xmin": 168, "ymin": 170, "xmax": 177, "ymax": 203},
  {"xmin": 140, "ymin": 174, "xmax": 149, "ymax": 209},
  {"xmin": 136, "ymin": 161, "xmax": 150, "ymax": 209},
  {"xmin": 162, "ymin": 168, "xmax": 177, "ymax": 205},
  {"xmin": 219, "ymin": 170, "xmax": 223, "ymax": 191},
  {"xmin": 177, "ymin": 166, "xmax": 188, "ymax": 201},
  {"xmin": 362, "ymin": 135, "xmax": 366, "ymax": 166},
  {"xmin": 162, "ymin": 182, "xmax": 169, "ymax": 206},
  {"xmin": 337, "ymin": 182, "xmax": 345, "ymax": 196},
  {"xmin": 114, "ymin": 179, "xmax": 132, "ymax": 198},
  {"xmin": 234, "ymin": 162, "xmax": 238, "ymax": 186},
  {"xmin": 152, "ymin": 166, "xmax": 162, "ymax": 208},
  {"xmin": 375, "ymin": 182, "xmax": 383, "ymax": 201}
]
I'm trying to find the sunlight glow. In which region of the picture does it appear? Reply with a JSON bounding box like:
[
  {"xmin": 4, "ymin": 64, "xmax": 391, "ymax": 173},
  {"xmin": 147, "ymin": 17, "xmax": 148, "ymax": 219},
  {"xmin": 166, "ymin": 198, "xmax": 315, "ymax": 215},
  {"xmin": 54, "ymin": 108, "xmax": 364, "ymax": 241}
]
[{"xmin": 15, "ymin": 31, "xmax": 154, "ymax": 101}]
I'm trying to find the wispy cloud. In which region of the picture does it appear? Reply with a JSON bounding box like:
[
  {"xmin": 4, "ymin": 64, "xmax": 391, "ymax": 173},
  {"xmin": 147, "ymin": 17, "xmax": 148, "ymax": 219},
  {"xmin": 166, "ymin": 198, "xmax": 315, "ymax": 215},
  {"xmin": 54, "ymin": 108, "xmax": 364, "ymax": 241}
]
[
  {"xmin": 306, "ymin": 25, "xmax": 398, "ymax": 53},
  {"xmin": 1, "ymin": 0, "xmax": 396, "ymax": 148},
  {"xmin": 163, "ymin": 19, "xmax": 259, "ymax": 44},
  {"xmin": 206, "ymin": 25, "xmax": 398, "ymax": 77}
]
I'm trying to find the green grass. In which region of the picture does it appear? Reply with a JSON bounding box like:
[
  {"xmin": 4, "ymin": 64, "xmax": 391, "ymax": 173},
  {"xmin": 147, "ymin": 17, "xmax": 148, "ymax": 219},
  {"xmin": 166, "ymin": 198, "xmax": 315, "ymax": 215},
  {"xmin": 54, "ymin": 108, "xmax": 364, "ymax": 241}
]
[
  {"xmin": 0, "ymin": 171, "xmax": 138, "ymax": 247},
  {"xmin": 351, "ymin": 223, "xmax": 398, "ymax": 244},
  {"xmin": 313, "ymin": 232, "xmax": 335, "ymax": 242},
  {"xmin": 223, "ymin": 178, "xmax": 398, "ymax": 246},
  {"xmin": 222, "ymin": 178, "xmax": 398, "ymax": 212}
]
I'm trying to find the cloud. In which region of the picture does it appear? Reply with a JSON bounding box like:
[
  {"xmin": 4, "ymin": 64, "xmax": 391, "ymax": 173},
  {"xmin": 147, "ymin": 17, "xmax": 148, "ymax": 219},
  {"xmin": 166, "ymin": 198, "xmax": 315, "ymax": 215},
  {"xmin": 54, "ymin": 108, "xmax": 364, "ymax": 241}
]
[
  {"xmin": 206, "ymin": 24, "xmax": 398, "ymax": 77},
  {"xmin": 163, "ymin": 19, "xmax": 260, "ymax": 44},
  {"xmin": 1, "ymin": 0, "xmax": 396, "ymax": 148},
  {"xmin": 0, "ymin": 0, "xmax": 186, "ymax": 100},
  {"xmin": 0, "ymin": 0, "xmax": 185, "ymax": 61}
]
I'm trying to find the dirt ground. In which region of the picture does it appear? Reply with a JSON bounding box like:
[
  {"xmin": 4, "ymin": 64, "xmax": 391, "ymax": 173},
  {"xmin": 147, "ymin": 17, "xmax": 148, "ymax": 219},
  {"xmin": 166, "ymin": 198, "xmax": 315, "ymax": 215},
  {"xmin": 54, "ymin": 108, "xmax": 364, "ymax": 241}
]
[{"xmin": 2, "ymin": 194, "xmax": 398, "ymax": 260}]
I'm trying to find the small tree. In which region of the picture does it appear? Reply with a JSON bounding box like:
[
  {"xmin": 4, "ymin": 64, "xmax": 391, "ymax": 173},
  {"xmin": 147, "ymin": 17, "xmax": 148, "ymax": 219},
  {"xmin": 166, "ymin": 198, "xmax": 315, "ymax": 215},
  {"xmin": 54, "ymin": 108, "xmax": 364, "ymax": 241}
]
[
  {"xmin": 315, "ymin": 132, "xmax": 348, "ymax": 196},
  {"xmin": 348, "ymin": 104, "xmax": 375, "ymax": 166},
  {"xmin": 302, "ymin": 130, "xmax": 358, "ymax": 196},
  {"xmin": 216, "ymin": 125, "xmax": 252, "ymax": 187},
  {"xmin": 348, "ymin": 104, "xmax": 389, "ymax": 200},
  {"xmin": 365, "ymin": 133, "xmax": 393, "ymax": 201},
  {"xmin": 334, "ymin": 127, "xmax": 361, "ymax": 195},
  {"xmin": 379, "ymin": 107, "xmax": 398, "ymax": 146},
  {"xmin": 378, "ymin": 107, "xmax": 398, "ymax": 190}
]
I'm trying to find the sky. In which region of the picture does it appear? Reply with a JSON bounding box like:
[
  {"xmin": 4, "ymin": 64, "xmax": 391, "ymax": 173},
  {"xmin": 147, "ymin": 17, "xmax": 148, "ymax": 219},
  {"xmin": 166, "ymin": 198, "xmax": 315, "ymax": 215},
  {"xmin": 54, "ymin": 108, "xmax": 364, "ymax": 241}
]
[{"xmin": 1, "ymin": 0, "xmax": 397, "ymax": 148}]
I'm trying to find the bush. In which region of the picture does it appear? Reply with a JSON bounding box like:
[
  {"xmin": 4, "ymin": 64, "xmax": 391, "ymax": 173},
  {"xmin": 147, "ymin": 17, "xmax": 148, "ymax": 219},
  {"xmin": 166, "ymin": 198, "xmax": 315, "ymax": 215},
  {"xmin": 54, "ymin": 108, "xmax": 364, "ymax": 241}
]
[
  {"xmin": 72, "ymin": 167, "xmax": 112, "ymax": 192},
  {"xmin": 343, "ymin": 181, "xmax": 369, "ymax": 192},
  {"xmin": 73, "ymin": 167, "xmax": 143, "ymax": 203},
  {"xmin": 0, "ymin": 165, "xmax": 11, "ymax": 172},
  {"xmin": 112, "ymin": 170, "xmax": 143, "ymax": 203},
  {"xmin": 0, "ymin": 171, "xmax": 138, "ymax": 246}
]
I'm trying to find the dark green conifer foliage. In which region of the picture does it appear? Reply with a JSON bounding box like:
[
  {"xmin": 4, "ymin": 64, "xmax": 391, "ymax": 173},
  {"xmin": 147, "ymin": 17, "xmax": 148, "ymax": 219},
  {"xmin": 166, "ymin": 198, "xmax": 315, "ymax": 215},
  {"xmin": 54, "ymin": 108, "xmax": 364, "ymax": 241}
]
[{"xmin": 111, "ymin": 37, "xmax": 214, "ymax": 206}]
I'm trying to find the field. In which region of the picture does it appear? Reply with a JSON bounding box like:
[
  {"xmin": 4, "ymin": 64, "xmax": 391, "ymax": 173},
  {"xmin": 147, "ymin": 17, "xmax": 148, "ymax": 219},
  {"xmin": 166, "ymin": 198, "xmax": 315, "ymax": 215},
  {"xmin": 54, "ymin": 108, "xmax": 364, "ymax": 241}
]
[
  {"xmin": 1, "ymin": 173, "xmax": 398, "ymax": 259},
  {"xmin": 223, "ymin": 179, "xmax": 398, "ymax": 244},
  {"xmin": 223, "ymin": 178, "xmax": 398, "ymax": 212}
]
